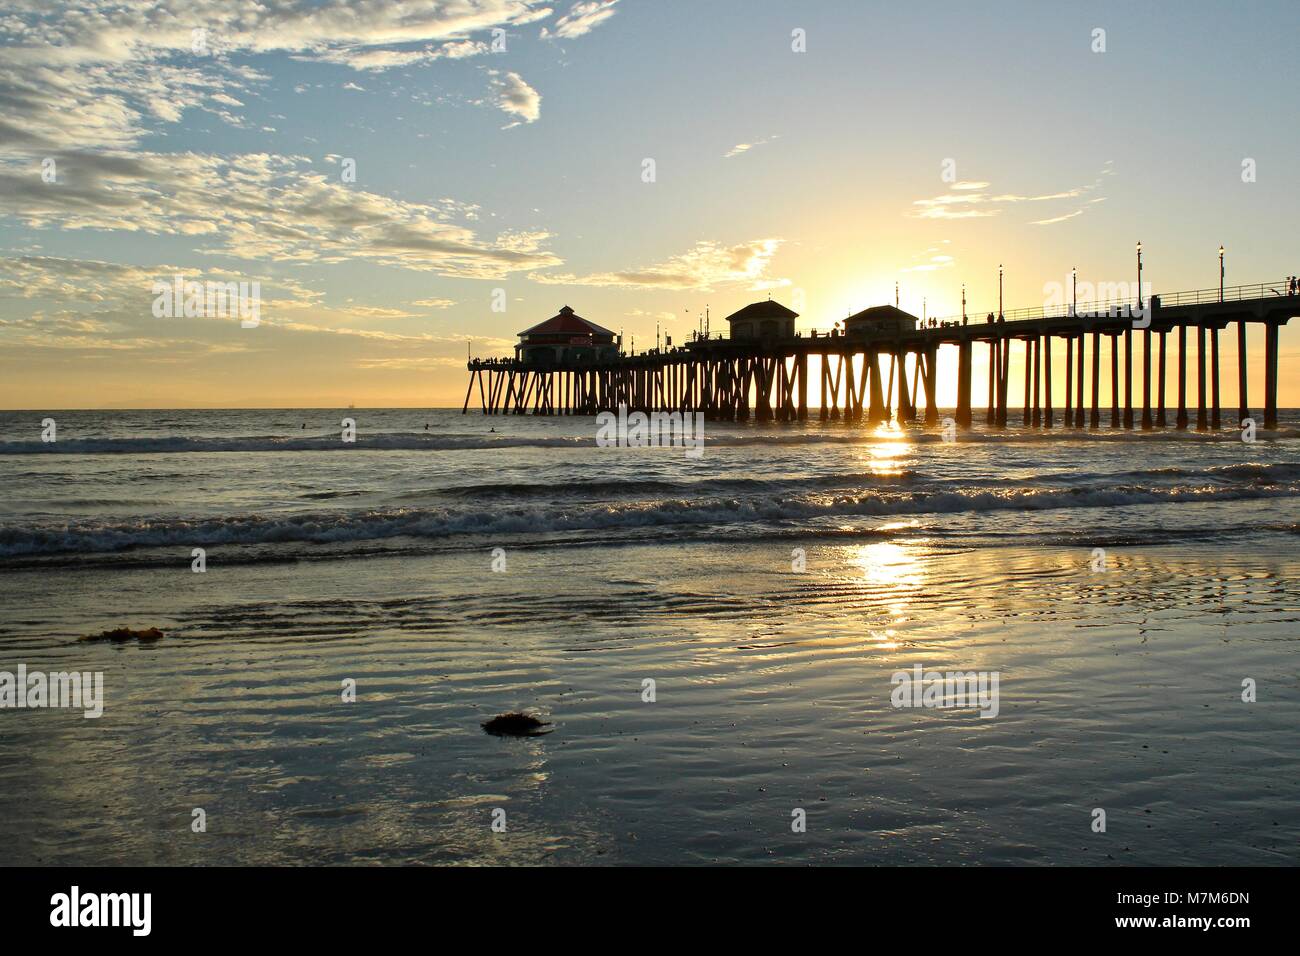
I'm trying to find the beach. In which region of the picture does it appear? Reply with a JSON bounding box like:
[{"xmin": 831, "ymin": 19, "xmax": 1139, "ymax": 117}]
[{"xmin": 1, "ymin": 409, "xmax": 1298, "ymax": 865}]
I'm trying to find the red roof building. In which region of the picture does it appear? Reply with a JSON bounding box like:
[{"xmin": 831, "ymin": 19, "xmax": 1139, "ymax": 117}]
[{"xmin": 516, "ymin": 306, "xmax": 619, "ymax": 365}]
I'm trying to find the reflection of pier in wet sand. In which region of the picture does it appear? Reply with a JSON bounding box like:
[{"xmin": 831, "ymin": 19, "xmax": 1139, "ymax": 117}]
[{"xmin": 465, "ymin": 280, "xmax": 1296, "ymax": 430}]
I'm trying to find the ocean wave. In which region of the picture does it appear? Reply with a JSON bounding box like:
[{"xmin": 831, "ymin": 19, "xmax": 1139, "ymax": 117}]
[
  {"xmin": 0, "ymin": 433, "xmax": 592, "ymax": 455},
  {"xmin": 3, "ymin": 426, "xmax": 1298, "ymax": 455},
  {"xmin": 424, "ymin": 461, "xmax": 1300, "ymax": 501},
  {"xmin": 2, "ymin": 482, "xmax": 1297, "ymax": 558},
  {"xmin": 431, "ymin": 470, "xmax": 920, "ymax": 500}
]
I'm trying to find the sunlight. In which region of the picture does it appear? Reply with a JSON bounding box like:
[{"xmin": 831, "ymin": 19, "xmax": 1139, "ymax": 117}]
[{"xmin": 849, "ymin": 541, "xmax": 926, "ymax": 590}]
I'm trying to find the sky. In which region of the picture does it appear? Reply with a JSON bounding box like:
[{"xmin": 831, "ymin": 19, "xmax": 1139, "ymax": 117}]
[{"xmin": 1, "ymin": 0, "xmax": 1298, "ymax": 409}]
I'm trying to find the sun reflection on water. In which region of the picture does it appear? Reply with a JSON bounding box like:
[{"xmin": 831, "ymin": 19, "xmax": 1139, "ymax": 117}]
[
  {"xmin": 861, "ymin": 423, "xmax": 913, "ymax": 475},
  {"xmin": 845, "ymin": 539, "xmax": 928, "ymax": 639}
]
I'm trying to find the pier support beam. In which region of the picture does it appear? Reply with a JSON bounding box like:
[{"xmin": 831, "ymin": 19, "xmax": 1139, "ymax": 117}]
[
  {"xmin": 1176, "ymin": 325, "xmax": 1189, "ymax": 430},
  {"xmin": 986, "ymin": 341, "xmax": 997, "ymax": 426},
  {"xmin": 868, "ymin": 351, "xmax": 886, "ymax": 423},
  {"xmin": 828, "ymin": 355, "xmax": 842, "ymax": 420},
  {"xmin": 1141, "ymin": 330, "xmax": 1153, "ymax": 430},
  {"xmin": 797, "ymin": 353, "xmax": 808, "ymax": 421},
  {"xmin": 997, "ymin": 339, "xmax": 1010, "ymax": 429},
  {"xmin": 1210, "ymin": 327, "xmax": 1221, "ymax": 430},
  {"xmin": 1157, "ymin": 331, "xmax": 1167, "ymax": 427},
  {"xmin": 1123, "ymin": 328, "xmax": 1134, "ymax": 429},
  {"xmin": 1064, "ymin": 336, "xmax": 1073, "ymax": 427},
  {"xmin": 924, "ymin": 347, "xmax": 939, "ymax": 426},
  {"xmin": 1043, "ymin": 335, "xmax": 1053, "ymax": 428},
  {"xmin": 1265, "ymin": 322, "xmax": 1279, "ymax": 430},
  {"xmin": 1075, "ymin": 333, "xmax": 1085, "ymax": 428},
  {"xmin": 897, "ymin": 352, "xmax": 915, "ymax": 422},
  {"xmin": 1196, "ymin": 325, "xmax": 1208, "ymax": 431},
  {"xmin": 956, "ymin": 341, "xmax": 973, "ymax": 428},
  {"xmin": 1110, "ymin": 334, "xmax": 1120, "ymax": 428},
  {"xmin": 1023, "ymin": 339, "xmax": 1032, "ymax": 427},
  {"xmin": 1031, "ymin": 336, "xmax": 1041, "ymax": 427},
  {"xmin": 1090, "ymin": 331, "xmax": 1101, "ymax": 429},
  {"xmin": 1237, "ymin": 319, "xmax": 1249, "ymax": 426},
  {"xmin": 819, "ymin": 354, "xmax": 828, "ymax": 421}
]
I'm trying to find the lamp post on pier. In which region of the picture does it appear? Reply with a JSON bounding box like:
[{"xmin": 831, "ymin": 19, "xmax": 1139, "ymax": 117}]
[
  {"xmin": 1136, "ymin": 241, "xmax": 1143, "ymax": 312},
  {"xmin": 998, "ymin": 264, "xmax": 1003, "ymax": 319},
  {"xmin": 1219, "ymin": 245, "xmax": 1225, "ymax": 302}
]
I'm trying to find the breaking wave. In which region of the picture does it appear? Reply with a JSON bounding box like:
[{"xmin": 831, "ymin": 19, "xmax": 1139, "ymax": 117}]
[
  {"xmin": 3, "ymin": 427, "xmax": 1298, "ymax": 455},
  {"xmin": 3, "ymin": 482, "xmax": 1297, "ymax": 558}
]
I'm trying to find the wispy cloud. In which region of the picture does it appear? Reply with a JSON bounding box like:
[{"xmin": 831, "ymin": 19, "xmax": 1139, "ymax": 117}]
[
  {"xmin": 542, "ymin": 1, "xmax": 622, "ymax": 40},
  {"xmin": 0, "ymin": 153, "xmax": 561, "ymax": 278},
  {"xmin": 531, "ymin": 239, "xmax": 786, "ymax": 292},
  {"xmin": 910, "ymin": 166, "xmax": 1111, "ymax": 223},
  {"xmin": 725, "ymin": 135, "xmax": 780, "ymax": 159},
  {"xmin": 1031, "ymin": 209, "xmax": 1084, "ymax": 226}
]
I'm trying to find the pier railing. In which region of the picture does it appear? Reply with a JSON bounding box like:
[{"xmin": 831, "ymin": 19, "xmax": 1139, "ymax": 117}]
[
  {"xmin": 467, "ymin": 280, "xmax": 1296, "ymax": 361},
  {"xmin": 791, "ymin": 279, "xmax": 1294, "ymax": 337}
]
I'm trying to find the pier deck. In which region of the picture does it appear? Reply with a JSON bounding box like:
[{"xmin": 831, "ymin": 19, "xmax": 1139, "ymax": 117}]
[{"xmin": 465, "ymin": 280, "xmax": 1297, "ymax": 430}]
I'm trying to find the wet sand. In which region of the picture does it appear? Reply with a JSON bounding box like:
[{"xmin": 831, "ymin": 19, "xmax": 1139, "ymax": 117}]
[{"xmin": 3, "ymin": 536, "xmax": 1297, "ymax": 865}]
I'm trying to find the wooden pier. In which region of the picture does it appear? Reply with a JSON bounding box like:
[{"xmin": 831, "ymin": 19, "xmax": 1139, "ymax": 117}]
[{"xmin": 465, "ymin": 281, "xmax": 1296, "ymax": 430}]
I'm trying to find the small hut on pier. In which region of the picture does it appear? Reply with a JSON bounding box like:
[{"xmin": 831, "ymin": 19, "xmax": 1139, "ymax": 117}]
[
  {"xmin": 845, "ymin": 305, "xmax": 917, "ymax": 337},
  {"xmin": 515, "ymin": 306, "xmax": 618, "ymax": 365},
  {"xmin": 725, "ymin": 300, "xmax": 798, "ymax": 339}
]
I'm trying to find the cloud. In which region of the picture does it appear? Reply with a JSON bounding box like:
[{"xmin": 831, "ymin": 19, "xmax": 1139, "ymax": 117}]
[
  {"xmin": 356, "ymin": 355, "xmax": 481, "ymax": 370},
  {"xmin": 1031, "ymin": 209, "xmax": 1084, "ymax": 226},
  {"xmin": 316, "ymin": 48, "xmax": 435, "ymax": 71},
  {"xmin": 910, "ymin": 167, "xmax": 1110, "ymax": 223},
  {"xmin": 901, "ymin": 253, "xmax": 956, "ymax": 273},
  {"xmin": 724, "ymin": 135, "xmax": 780, "ymax": 159},
  {"xmin": 542, "ymin": 1, "xmax": 622, "ymax": 39},
  {"xmin": 531, "ymin": 239, "xmax": 786, "ymax": 291},
  {"xmin": 489, "ymin": 70, "xmax": 541, "ymax": 126},
  {"xmin": 313, "ymin": 40, "xmax": 490, "ymax": 71},
  {"xmin": 0, "ymin": 1, "xmax": 557, "ymax": 145},
  {"xmin": 0, "ymin": 153, "xmax": 562, "ymax": 278},
  {"xmin": 0, "ymin": 256, "xmax": 508, "ymax": 369}
]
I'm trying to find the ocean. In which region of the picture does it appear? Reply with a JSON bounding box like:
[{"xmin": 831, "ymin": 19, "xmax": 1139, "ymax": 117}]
[{"xmin": 1, "ymin": 407, "xmax": 1298, "ymax": 865}]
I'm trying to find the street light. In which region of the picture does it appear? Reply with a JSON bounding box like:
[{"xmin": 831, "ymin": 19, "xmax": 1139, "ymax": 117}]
[
  {"xmin": 998, "ymin": 263, "xmax": 1003, "ymax": 319},
  {"xmin": 1072, "ymin": 266, "xmax": 1077, "ymax": 316},
  {"xmin": 1219, "ymin": 245, "xmax": 1225, "ymax": 302},
  {"xmin": 1136, "ymin": 241, "xmax": 1143, "ymax": 311}
]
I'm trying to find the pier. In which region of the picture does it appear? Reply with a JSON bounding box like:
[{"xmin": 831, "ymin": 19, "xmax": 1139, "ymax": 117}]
[{"xmin": 465, "ymin": 280, "xmax": 1296, "ymax": 430}]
